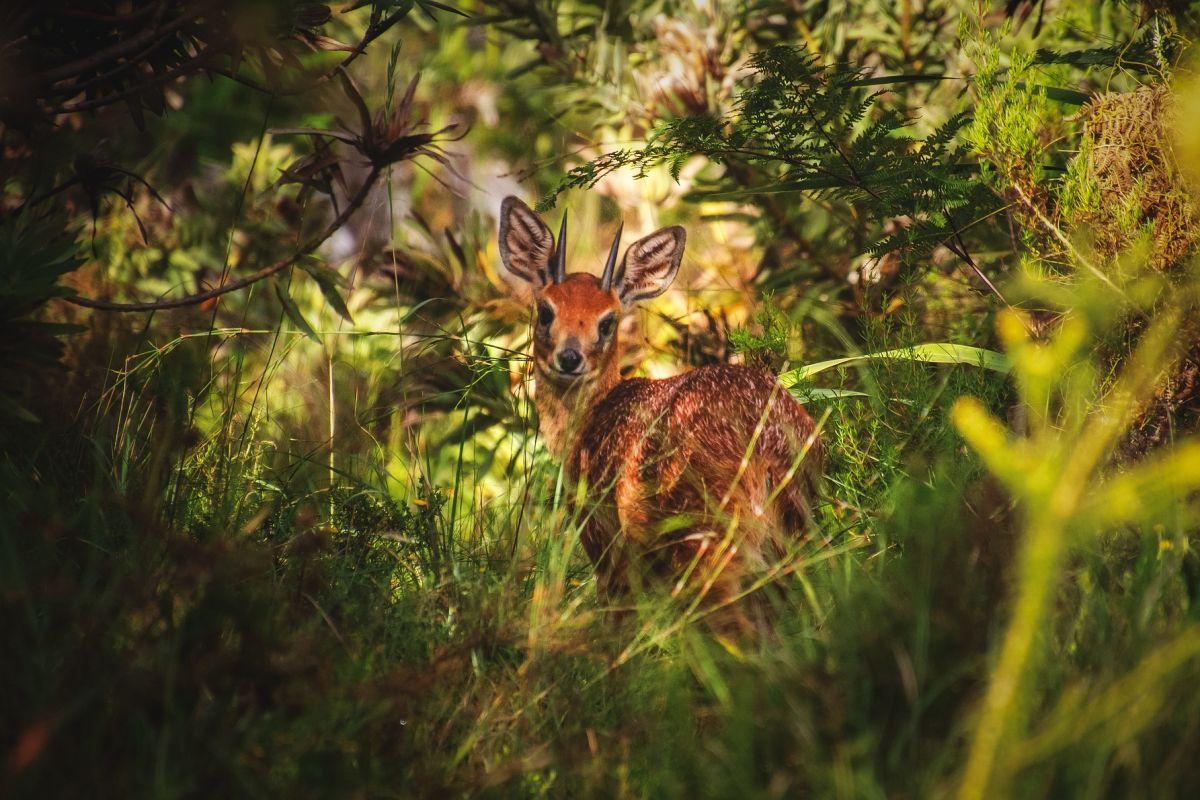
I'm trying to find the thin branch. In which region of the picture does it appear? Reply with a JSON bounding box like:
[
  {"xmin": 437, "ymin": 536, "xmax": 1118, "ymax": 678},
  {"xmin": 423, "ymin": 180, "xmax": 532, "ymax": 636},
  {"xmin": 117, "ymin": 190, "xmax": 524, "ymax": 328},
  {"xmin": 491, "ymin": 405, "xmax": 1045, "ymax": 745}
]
[
  {"xmin": 46, "ymin": 45, "xmax": 219, "ymax": 115},
  {"xmin": 33, "ymin": 2, "xmax": 416, "ymax": 119},
  {"xmin": 11, "ymin": 175, "xmax": 82, "ymax": 214},
  {"xmin": 946, "ymin": 238, "xmax": 1007, "ymax": 304},
  {"xmin": 1009, "ymin": 180, "xmax": 1120, "ymax": 292},
  {"xmin": 47, "ymin": 24, "xmax": 188, "ymax": 98},
  {"xmin": 63, "ymin": 165, "xmax": 383, "ymax": 312},
  {"xmin": 41, "ymin": 2, "xmax": 208, "ymax": 85},
  {"xmin": 199, "ymin": 8, "xmax": 415, "ymax": 100}
]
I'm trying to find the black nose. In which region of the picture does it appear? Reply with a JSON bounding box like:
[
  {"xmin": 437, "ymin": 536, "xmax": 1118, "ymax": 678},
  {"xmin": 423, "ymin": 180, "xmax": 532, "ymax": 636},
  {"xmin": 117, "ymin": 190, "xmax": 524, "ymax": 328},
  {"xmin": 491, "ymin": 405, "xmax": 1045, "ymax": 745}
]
[{"xmin": 556, "ymin": 348, "xmax": 583, "ymax": 373}]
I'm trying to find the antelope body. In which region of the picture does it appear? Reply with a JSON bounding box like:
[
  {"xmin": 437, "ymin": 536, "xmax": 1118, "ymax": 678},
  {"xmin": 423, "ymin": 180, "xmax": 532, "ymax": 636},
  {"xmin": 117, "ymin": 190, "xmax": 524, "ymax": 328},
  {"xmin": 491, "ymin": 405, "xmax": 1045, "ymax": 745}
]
[{"xmin": 498, "ymin": 197, "xmax": 823, "ymax": 614}]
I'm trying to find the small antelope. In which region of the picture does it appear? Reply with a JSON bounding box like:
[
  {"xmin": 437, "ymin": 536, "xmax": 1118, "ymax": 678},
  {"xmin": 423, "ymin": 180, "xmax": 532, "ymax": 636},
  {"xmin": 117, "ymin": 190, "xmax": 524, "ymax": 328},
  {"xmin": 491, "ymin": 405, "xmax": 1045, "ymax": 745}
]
[{"xmin": 498, "ymin": 196, "xmax": 823, "ymax": 623}]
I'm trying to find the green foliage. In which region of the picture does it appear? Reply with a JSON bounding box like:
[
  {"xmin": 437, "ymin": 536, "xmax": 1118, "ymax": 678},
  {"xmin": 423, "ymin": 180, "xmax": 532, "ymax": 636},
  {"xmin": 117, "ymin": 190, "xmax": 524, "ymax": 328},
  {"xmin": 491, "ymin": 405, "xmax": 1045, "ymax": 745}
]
[
  {"xmin": 728, "ymin": 292, "xmax": 790, "ymax": 369},
  {"xmin": 544, "ymin": 44, "xmax": 997, "ymax": 265},
  {"xmin": 962, "ymin": 24, "xmax": 1071, "ymax": 198},
  {"xmin": 784, "ymin": 341, "xmax": 1010, "ymax": 385},
  {"xmin": 0, "ymin": 214, "xmax": 85, "ymax": 422}
]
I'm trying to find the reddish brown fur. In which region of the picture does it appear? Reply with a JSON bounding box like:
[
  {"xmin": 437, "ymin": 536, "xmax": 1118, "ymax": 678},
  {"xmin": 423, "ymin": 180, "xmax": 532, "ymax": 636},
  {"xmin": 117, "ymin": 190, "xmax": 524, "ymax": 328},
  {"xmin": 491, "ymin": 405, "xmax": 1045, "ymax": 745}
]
[
  {"xmin": 530, "ymin": 274, "xmax": 823, "ymax": 620},
  {"xmin": 497, "ymin": 196, "xmax": 822, "ymax": 628},
  {"xmin": 569, "ymin": 364, "xmax": 822, "ymax": 600}
]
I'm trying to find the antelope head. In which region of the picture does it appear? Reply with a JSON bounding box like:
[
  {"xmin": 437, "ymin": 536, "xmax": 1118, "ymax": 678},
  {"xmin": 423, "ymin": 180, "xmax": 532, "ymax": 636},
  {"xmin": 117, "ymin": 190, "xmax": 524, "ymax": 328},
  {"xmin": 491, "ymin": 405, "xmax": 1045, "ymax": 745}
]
[{"xmin": 497, "ymin": 196, "xmax": 686, "ymax": 392}]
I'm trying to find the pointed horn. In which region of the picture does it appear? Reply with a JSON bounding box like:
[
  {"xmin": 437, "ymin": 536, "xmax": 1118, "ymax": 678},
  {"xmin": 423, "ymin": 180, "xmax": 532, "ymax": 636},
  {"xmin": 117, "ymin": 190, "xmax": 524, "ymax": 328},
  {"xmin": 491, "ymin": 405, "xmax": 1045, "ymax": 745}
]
[
  {"xmin": 600, "ymin": 221, "xmax": 623, "ymax": 292},
  {"xmin": 551, "ymin": 210, "xmax": 568, "ymax": 283}
]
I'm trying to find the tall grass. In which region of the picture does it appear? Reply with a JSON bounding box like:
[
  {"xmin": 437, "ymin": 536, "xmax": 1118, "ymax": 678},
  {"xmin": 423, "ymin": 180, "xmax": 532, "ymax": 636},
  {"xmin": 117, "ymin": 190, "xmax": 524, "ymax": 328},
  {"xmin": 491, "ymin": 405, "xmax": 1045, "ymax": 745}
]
[{"xmin": 8, "ymin": 237, "xmax": 1200, "ymax": 795}]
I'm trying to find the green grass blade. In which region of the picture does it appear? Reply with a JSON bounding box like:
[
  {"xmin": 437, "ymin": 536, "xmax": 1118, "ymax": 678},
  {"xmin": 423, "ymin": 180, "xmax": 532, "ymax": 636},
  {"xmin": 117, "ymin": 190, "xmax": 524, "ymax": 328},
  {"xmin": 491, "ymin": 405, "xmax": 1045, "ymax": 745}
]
[
  {"xmin": 787, "ymin": 386, "xmax": 870, "ymax": 401},
  {"xmin": 779, "ymin": 343, "xmax": 1010, "ymax": 388}
]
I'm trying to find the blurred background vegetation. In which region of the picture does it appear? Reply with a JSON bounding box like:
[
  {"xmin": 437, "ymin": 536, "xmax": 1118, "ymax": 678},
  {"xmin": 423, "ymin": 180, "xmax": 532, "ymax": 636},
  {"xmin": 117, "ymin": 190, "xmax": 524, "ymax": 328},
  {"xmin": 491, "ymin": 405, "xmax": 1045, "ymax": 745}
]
[{"xmin": 4, "ymin": 0, "xmax": 1200, "ymax": 796}]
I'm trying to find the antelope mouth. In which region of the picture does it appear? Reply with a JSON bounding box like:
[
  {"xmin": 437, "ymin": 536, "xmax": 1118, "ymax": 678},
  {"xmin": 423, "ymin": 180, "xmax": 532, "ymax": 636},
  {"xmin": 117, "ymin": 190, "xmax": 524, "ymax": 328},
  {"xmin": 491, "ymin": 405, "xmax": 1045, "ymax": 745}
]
[{"xmin": 539, "ymin": 364, "xmax": 588, "ymax": 385}]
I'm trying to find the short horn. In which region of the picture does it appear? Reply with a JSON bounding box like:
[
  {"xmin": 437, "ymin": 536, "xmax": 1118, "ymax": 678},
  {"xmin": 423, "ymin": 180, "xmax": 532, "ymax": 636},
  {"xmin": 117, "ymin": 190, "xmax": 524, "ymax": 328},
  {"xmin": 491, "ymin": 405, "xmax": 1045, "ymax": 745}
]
[
  {"xmin": 551, "ymin": 210, "xmax": 568, "ymax": 283},
  {"xmin": 600, "ymin": 221, "xmax": 623, "ymax": 292}
]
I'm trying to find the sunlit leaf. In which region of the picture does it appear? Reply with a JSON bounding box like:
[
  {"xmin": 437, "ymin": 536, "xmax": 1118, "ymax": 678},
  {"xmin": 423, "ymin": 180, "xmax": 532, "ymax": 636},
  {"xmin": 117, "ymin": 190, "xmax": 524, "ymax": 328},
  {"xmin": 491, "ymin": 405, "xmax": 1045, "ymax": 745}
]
[
  {"xmin": 300, "ymin": 260, "xmax": 354, "ymax": 322},
  {"xmin": 274, "ymin": 280, "xmax": 319, "ymax": 342}
]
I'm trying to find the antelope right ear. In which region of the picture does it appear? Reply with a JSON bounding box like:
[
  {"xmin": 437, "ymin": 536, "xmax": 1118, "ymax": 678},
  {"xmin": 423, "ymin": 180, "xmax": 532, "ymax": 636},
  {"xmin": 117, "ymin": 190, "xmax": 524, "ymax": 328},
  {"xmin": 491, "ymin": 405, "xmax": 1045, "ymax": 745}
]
[
  {"xmin": 498, "ymin": 196, "xmax": 555, "ymax": 288},
  {"xmin": 615, "ymin": 225, "xmax": 685, "ymax": 306}
]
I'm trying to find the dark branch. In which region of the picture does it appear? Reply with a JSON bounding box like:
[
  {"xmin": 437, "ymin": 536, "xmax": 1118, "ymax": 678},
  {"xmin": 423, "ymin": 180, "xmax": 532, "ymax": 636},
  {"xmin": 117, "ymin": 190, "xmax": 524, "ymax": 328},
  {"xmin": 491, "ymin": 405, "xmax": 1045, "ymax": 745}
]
[{"xmin": 63, "ymin": 165, "xmax": 383, "ymax": 313}]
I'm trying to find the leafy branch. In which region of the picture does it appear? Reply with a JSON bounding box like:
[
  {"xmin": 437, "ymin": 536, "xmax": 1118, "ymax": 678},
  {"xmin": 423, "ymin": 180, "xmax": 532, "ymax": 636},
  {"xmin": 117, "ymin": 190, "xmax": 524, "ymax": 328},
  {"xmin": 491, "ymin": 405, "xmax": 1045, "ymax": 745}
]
[
  {"xmin": 65, "ymin": 164, "xmax": 380, "ymax": 313},
  {"xmin": 63, "ymin": 70, "xmax": 457, "ymax": 313},
  {"xmin": 542, "ymin": 45, "xmax": 999, "ymax": 281},
  {"xmin": 1, "ymin": 1, "xmax": 463, "ymax": 129}
]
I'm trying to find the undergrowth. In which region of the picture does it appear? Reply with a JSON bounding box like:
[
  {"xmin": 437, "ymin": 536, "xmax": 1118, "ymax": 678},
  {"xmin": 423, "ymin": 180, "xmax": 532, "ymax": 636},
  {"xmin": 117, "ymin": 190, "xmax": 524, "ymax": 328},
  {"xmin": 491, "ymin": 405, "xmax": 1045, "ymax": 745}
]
[{"xmin": 6, "ymin": 271, "xmax": 1199, "ymax": 797}]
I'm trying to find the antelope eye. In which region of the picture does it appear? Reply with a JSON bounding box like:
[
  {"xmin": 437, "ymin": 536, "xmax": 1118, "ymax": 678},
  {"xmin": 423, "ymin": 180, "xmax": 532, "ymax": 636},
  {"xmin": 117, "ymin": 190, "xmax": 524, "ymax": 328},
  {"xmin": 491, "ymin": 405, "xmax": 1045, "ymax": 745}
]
[
  {"xmin": 598, "ymin": 313, "xmax": 616, "ymax": 338},
  {"xmin": 537, "ymin": 303, "xmax": 554, "ymax": 327}
]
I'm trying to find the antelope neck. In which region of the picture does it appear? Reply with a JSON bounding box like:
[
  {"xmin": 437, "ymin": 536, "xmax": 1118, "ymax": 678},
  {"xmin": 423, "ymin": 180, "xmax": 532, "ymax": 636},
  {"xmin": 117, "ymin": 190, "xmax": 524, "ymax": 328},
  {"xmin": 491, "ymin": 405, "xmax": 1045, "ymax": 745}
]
[{"xmin": 534, "ymin": 353, "xmax": 621, "ymax": 460}]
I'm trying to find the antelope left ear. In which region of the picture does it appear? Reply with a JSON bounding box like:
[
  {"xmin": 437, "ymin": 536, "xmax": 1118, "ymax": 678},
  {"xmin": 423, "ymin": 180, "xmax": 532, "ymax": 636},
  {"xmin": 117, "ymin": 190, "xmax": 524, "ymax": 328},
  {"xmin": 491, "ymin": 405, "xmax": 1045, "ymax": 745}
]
[
  {"xmin": 615, "ymin": 226, "xmax": 686, "ymax": 306},
  {"xmin": 498, "ymin": 196, "xmax": 555, "ymax": 288}
]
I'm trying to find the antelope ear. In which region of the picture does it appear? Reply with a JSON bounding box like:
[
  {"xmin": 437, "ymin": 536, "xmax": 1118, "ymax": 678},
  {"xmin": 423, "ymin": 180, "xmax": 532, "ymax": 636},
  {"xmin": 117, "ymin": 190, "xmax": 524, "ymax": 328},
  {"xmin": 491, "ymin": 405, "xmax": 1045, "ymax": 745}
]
[
  {"xmin": 615, "ymin": 226, "xmax": 685, "ymax": 305},
  {"xmin": 498, "ymin": 196, "xmax": 555, "ymax": 288}
]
